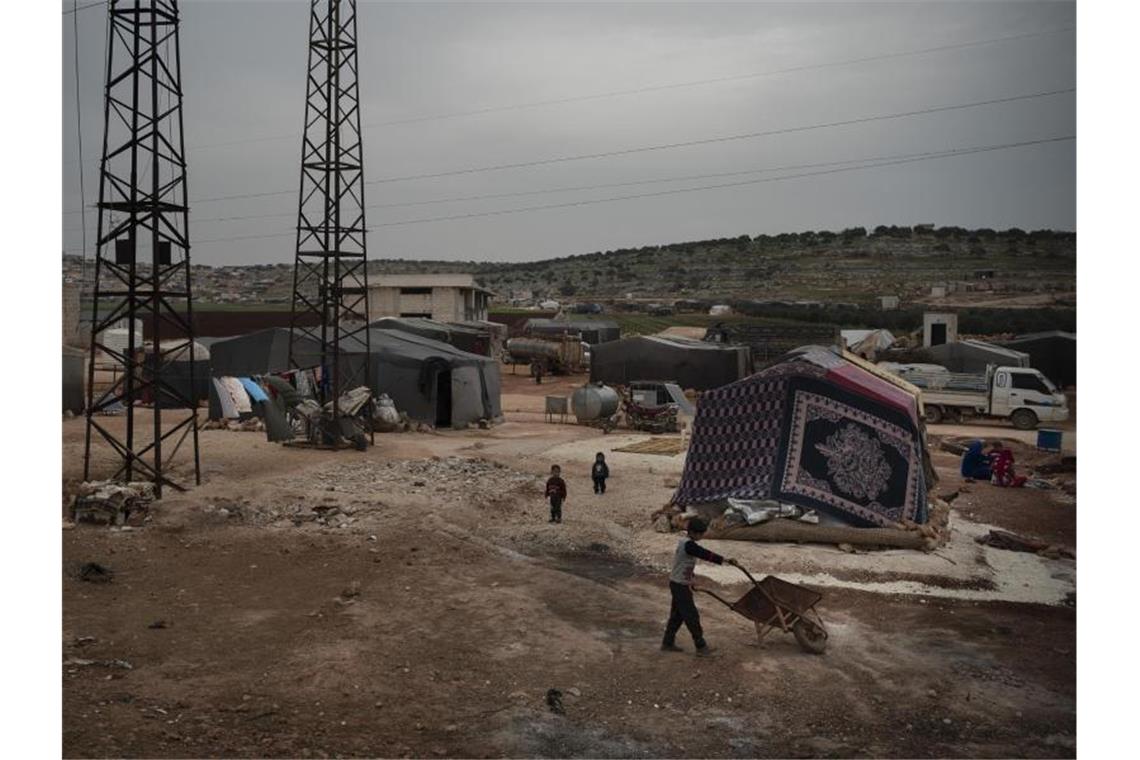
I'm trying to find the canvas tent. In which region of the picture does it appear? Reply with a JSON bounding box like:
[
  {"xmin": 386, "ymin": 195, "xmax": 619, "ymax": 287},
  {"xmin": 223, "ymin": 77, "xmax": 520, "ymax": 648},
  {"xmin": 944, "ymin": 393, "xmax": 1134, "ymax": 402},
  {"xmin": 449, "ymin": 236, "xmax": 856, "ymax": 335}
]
[
  {"xmin": 369, "ymin": 317, "xmax": 494, "ymax": 357},
  {"xmin": 450, "ymin": 320, "xmax": 507, "ymax": 360},
  {"xmin": 340, "ymin": 329, "xmax": 501, "ymax": 428},
  {"xmin": 840, "ymin": 329, "xmax": 895, "ymax": 360},
  {"xmin": 590, "ymin": 335, "xmax": 750, "ymax": 391},
  {"xmin": 999, "ymin": 331, "xmax": 1076, "ymax": 387},
  {"xmin": 672, "ymin": 346, "xmax": 931, "ymax": 528},
  {"xmin": 925, "ymin": 339, "xmax": 1030, "ymax": 374},
  {"xmin": 704, "ymin": 322, "xmax": 840, "ymax": 367},
  {"xmin": 209, "ymin": 328, "xmax": 325, "ymax": 378},
  {"xmin": 525, "ymin": 318, "xmax": 620, "ymax": 345},
  {"xmin": 141, "ymin": 339, "xmax": 212, "ymax": 409}
]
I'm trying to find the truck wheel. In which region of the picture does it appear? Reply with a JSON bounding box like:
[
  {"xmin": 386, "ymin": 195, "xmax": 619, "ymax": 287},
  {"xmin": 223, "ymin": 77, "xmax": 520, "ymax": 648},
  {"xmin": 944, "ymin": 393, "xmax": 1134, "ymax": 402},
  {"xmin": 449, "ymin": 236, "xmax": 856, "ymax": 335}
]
[
  {"xmin": 1011, "ymin": 409, "xmax": 1038, "ymax": 431},
  {"xmin": 924, "ymin": 405, "xmax": 943, "ymax": 425}
]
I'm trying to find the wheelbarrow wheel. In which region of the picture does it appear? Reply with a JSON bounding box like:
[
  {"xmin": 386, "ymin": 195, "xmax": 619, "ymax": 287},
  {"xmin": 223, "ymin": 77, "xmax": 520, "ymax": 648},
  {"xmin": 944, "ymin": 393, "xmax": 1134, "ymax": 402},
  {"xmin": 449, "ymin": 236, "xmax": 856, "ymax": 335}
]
[{"xmin": 793, "ymin": 619, "xmax": 828, "ymax": 654}]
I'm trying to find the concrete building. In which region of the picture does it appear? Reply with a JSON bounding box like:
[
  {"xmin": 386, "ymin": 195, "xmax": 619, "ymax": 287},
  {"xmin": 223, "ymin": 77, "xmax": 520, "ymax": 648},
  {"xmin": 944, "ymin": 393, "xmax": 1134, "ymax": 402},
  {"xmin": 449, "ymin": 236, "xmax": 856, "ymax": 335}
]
[
  {"xmin": 878, "ymin": 295, "xmax": 899, "ymax": 310},
  {"xmin": 923, "ymin": 312, "xmax": 958, "ymax": 347},
  {"xmin": 367, "ymin": 274, "xmax": 493, "ymax": 323}
]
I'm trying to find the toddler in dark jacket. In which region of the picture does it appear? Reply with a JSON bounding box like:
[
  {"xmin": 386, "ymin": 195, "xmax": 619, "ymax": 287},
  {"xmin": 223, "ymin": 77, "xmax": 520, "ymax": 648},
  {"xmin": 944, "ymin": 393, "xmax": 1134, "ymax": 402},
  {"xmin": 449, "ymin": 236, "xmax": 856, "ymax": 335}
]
[{"xmin": 591, "ymin": 452, "xmax": 609, "ymax": 494}]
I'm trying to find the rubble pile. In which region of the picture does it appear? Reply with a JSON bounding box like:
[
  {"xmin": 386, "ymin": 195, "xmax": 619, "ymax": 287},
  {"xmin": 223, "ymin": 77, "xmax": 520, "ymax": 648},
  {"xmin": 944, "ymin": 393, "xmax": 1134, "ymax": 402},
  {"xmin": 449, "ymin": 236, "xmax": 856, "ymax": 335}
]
[
  {"xmin": 205, "ymin": 457, "xmax": 543, "ymax": 528},
  {"xmin": 73, "ymin": 481, "xmax": 156, "ymax": 525},
  {"xmin": 300, "ymin": 457, "xmax": 544, "ymax": 509},
  {"xmin": 201, "ymin": 418, "xmax": 267, "ymax": 432}
]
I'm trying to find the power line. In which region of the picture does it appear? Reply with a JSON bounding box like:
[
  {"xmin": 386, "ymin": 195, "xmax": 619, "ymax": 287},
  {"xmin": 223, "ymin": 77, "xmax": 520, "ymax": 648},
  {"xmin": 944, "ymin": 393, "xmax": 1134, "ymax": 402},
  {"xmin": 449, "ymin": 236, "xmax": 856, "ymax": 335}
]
[
  {"xmin": 365, "ymin": 87, "xmax": 1075, "ymax": 184},
  {"xmin": 369, "ymin": 136, "xmax": 1075, "ymax": 228},
  {"xmin": 59, "ymin": 84, "xmax": 1078, "ymax": 220},
  {"xmin": 61, "ymin": 25, "xmax": 1075, "ymax": 167},
  {"xmin": 62, "ymin": 0, "xmax": 106, "ymax": 16},
  {"xmin": 62, "ymin": 134, "xmax": 1071, "ymax": 251},
  {"xmin": 363, "ymin": 27, "xmax": 1076, "ymax": 130},
  {"xmin": 101, "ymin": 137, "xmax": 1082, "ymax": 225}
]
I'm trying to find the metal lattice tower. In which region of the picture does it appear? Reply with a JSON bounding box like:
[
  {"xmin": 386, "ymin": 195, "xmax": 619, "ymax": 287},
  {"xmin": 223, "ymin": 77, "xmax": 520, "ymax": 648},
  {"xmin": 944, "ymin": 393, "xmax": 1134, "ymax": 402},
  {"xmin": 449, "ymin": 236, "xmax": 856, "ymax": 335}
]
[
  {"xmin": 289, "ymin": 0, "xmax": 372, "ymax": 430},
  {"xmin": 83, "ymin": 0, "xmax": 201, "ymax": 496}
]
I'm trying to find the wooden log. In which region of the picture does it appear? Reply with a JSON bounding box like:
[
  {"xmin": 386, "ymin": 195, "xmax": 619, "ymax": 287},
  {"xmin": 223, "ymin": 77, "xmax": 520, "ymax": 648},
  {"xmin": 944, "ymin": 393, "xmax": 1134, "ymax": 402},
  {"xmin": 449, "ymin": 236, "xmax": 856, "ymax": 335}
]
[{"xmin": 706, "ymin": 520, "xmax": 929, "ymax": 551}]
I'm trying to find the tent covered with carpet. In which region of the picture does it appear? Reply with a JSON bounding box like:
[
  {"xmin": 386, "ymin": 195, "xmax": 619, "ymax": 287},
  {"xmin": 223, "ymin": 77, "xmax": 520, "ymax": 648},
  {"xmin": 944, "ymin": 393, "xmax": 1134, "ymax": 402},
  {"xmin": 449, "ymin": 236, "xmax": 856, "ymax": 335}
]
[{"xmin": 671, "ymin": 346, "xmax": 933, "ymax": 528}]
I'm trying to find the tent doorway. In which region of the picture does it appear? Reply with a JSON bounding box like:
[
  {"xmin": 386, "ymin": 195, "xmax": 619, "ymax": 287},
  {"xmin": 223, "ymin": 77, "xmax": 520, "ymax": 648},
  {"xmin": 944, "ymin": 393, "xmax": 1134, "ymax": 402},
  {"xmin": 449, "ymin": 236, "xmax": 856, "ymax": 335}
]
[{"xmin": 435, "ymin": 370, "xmax": 453, "ymax": 427}]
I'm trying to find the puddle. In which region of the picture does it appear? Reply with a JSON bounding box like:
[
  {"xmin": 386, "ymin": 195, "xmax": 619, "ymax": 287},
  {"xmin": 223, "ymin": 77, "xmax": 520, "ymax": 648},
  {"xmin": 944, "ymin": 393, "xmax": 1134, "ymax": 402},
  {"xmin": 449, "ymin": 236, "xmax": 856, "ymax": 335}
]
[{"xmin": 548, "ymin": 547, "xmax": 651, "ymax": 588}]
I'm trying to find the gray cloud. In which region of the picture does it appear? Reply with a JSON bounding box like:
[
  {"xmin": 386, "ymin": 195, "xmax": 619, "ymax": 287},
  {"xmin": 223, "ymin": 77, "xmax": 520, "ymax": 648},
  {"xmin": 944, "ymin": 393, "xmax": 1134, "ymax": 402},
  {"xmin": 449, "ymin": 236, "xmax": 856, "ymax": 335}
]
[{"xmin": 62, "ymin": 0, "xmax": 1075, "ymax": 266}]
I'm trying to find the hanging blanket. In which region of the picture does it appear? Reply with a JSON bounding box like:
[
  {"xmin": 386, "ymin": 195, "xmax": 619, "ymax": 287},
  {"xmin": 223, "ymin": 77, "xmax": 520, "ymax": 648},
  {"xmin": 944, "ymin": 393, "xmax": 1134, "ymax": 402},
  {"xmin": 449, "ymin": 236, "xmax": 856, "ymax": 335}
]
[
  {"xmin": 218, "ymin": 376, "xmax": 252, "ymax": 415},
  {"xmin": 772, "ymin": 376, "xmax": 926, "ymax": 527},
  {"xmin": 212, "ymin": 377, "xmax": 239, "ymax": 419},
  {"xmin": 239, "ymin": 377, "xmax": 269, "ymax": 404}
]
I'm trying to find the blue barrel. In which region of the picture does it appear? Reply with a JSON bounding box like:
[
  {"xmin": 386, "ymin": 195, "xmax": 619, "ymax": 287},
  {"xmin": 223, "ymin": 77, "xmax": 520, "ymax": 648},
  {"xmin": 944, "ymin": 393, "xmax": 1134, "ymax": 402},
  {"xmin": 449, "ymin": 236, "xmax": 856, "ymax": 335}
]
[{"xmin": 1036, "ymin": 428, "xmax": 1063, "ymax": 452}]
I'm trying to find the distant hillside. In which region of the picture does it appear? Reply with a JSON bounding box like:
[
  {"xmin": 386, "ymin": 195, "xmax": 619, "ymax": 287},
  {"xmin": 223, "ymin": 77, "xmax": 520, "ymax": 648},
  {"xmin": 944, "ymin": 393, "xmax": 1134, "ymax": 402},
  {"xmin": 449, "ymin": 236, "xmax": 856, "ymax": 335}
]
[{"xmin": 63, "ymin": 225, "xmax": 1075, "ymax": 307}]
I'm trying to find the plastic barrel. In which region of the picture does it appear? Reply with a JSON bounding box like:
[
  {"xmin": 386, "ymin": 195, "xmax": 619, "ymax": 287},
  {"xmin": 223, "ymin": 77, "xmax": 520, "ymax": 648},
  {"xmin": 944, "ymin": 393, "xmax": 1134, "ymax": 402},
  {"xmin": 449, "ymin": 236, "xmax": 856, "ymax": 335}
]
[{"xmin": 1036, "ymin": 428, "xmax": 1063, "ymax": 452}]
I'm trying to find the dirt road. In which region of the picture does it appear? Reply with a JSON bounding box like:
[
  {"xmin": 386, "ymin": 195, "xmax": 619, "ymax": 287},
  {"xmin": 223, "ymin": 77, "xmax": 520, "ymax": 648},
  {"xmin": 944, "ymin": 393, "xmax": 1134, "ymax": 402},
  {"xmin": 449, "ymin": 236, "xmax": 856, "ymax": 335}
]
[{"xmin": 62, "ymin": 400, "xmax": 1075, "ymax": 758}]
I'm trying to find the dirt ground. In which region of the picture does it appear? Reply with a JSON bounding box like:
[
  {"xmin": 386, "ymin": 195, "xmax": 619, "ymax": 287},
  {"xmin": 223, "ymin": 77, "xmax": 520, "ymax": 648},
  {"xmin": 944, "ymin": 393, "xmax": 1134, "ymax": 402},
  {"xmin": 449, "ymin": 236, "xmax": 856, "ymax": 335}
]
[{"xmin": 62, "ymin": 375, "xmax": 1076, "ymax": 758}]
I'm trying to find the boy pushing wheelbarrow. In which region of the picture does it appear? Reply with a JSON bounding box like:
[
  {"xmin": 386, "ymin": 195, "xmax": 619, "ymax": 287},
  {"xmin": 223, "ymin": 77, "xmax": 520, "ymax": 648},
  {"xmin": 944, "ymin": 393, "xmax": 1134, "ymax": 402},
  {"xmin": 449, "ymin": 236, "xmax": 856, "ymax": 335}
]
[
  {"xmin": 661, "ymin": 517, "xmax": 741, "ymax": 656},
  {"xmin": 661, "ymin": 517, "xmax": 829, "ymax": 656}
]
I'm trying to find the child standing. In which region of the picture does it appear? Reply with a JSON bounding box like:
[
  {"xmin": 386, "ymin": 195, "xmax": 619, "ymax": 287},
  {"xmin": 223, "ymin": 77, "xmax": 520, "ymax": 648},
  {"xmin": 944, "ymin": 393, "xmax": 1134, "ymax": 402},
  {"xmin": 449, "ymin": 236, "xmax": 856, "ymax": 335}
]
[
  {"xmin": 591, "ymin": 452, "xmax": 610, "ymax": 494},
  {"xmin": 545, "ymin": 464, "xmax": 567, "ymax": 523},
  {"xmin": 662, "ymin": 517, "xmax": 739, "ymax": 656}
]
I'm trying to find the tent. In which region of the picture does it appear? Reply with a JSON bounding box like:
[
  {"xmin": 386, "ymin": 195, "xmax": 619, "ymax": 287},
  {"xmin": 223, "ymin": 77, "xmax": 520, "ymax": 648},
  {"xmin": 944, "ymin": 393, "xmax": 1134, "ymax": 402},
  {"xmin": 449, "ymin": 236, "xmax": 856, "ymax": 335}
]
[
  {"xmin": 840, "ymin": 329, "xmax": 895, "ymax": 360},
  {"xmin": 999, "ymin": 331, "xmax": 1076, "ymax": 388},
  {"xmin": 590, "ymin": 335, "xmax": 750, "ymax": 391},
  {"xmin": 369, "ymin": 317, "xmax": 493, "ymax": 357},
  {"xmin": 925, "ymin": 339, "xmax": 1030, "ymax": 374},
  {"xmin": 208, "ymin": 327, "xmax": 325, "ymax": 377},
  {"xmin": 142, "ymin": 339, "xmax": 212, "ymax": 409},
  {"xmin": 340, "ymin": 329, "xmax": 501, "ymax": 428},
  {"xmin": 703, "ymin": 322, "xmax": 840, "ymax": 367},
  {"xmin": 672, "ymin": 346, "xmax": 931, "ymax": 528},
  {"xmin": 450, "ymin": 320, "xmax": 507, "ymax": 360},
  {"xmin": 524, "ymin": 318, "xmax": 620, "ymax": 345}
]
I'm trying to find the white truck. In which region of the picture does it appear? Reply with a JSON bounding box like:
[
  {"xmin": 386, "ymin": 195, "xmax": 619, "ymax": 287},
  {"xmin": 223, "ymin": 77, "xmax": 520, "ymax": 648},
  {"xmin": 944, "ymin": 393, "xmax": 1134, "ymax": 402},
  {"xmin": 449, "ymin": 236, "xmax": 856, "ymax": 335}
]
[{"xmin": 892, "ymin": 365, "xmax": 1069, "ymax": 430}]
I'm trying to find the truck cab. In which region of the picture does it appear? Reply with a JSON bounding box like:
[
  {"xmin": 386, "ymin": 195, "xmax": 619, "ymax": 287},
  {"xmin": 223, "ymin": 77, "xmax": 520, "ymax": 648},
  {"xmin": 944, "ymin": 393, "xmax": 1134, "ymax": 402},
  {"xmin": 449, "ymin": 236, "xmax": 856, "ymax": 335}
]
[{"xmin": 989, "ymin": 367, "xmax": 1069, "ymax": 430}]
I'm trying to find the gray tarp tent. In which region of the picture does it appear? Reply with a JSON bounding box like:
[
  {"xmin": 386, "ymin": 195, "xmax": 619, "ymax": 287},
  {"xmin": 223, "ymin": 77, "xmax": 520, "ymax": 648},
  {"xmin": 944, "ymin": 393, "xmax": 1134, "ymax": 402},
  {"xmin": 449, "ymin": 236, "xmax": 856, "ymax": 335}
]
[
  {"xmin": 525, "ymin": 318, "xmax": 620, "ymax": 345},
  {"xmin": 999, "ymin": 331, "xmax": 1076, "ymax": 388},
  {"xmin": 925, "ymin": 339, "xmax": 1030, "ymax": 374},
  {"xmin": 341, "ymin": 329, "xmax": 502, "ymax": 428},
  {"xmin": 208, "ymin": 327, "xmax": 325, "ymax": 377},
  {"xmin": 144, "ymin": 339, "xmax": 212, "ymax": 409},
  {"xmin": 590, "ymin": 335, "xmax": 750, "ymax": 391},
  {"xmin": 369, "ymin": 317, "xmax": 492, "ymax": 357}
]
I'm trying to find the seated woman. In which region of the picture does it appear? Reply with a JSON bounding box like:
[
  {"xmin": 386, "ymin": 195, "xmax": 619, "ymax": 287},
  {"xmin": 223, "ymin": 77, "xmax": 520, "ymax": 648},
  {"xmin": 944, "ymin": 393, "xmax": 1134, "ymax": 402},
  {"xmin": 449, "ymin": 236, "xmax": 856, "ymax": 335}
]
[
  {"xmin": 989, "ymin": 442, "xmax": 1027, "ymax": 488},
  {"xmin": 960, "ymin": 440, "xmax": 992, "ymax": 481}
]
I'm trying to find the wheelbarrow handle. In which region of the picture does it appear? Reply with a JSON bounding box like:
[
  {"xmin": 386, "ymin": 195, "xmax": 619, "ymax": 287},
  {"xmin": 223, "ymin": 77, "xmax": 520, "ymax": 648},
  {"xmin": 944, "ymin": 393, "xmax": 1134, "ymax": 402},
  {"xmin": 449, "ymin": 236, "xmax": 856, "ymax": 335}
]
[
  {"xmin": 693, "ymin": 587, "xmax": 735, "ymax": 609},
  {"xmin": 732, "ymin": 562, "xmax": 760, "ymax": 586}
]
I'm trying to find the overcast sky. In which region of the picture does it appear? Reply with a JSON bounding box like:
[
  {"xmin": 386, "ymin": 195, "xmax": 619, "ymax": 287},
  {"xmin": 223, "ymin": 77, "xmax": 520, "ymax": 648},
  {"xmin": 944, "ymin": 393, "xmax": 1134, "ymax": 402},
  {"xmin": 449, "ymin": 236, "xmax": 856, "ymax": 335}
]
[{"xmin": 61, "ymin": 0, "xmax": 1075, "ymax": 267}]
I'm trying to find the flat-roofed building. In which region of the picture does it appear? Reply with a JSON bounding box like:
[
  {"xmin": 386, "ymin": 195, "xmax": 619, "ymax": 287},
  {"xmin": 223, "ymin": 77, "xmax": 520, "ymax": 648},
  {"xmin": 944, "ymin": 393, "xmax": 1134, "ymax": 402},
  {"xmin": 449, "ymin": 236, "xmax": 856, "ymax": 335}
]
[{"xmin": 367, "ymin": 274, "xmax": 493, "ymax": 323}]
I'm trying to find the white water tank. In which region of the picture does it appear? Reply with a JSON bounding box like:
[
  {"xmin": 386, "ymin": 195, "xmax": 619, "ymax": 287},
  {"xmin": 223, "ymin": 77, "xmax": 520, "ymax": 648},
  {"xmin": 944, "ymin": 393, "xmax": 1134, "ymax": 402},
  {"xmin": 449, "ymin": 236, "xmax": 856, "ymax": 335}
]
[{"xmin": 572, "ymin": 384, "xmax": 620, "ymax": 421}]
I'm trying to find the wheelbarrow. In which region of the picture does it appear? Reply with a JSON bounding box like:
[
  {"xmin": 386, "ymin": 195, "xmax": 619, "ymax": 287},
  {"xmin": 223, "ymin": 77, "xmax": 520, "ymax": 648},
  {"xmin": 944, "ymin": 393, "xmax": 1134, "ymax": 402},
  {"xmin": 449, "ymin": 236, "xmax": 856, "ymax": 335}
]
[{"xmin": 695, "ymin": 564, "xmax": 829, "ymax": 654}]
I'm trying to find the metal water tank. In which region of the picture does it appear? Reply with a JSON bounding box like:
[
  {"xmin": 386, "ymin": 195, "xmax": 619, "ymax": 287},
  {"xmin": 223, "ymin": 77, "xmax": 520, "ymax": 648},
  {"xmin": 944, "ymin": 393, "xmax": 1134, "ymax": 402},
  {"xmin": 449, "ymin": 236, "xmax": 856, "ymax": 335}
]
[{"xmin": 572, "ymin": 383, "xmax": 620, "ymax": 421}]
